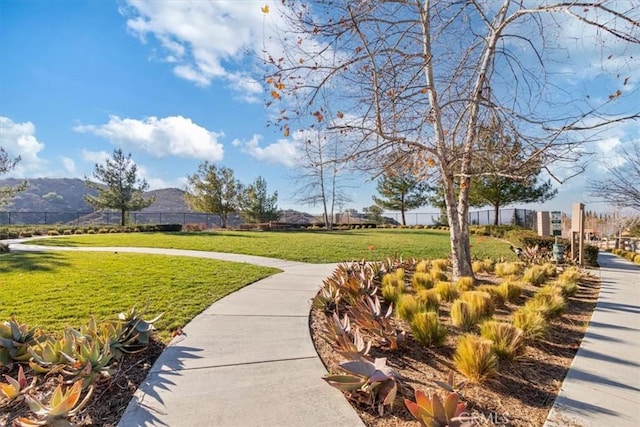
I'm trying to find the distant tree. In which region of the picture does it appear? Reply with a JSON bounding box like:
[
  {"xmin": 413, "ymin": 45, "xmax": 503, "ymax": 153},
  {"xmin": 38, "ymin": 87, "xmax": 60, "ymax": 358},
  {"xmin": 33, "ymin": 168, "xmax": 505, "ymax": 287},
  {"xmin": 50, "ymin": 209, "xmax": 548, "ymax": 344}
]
[
  {"xmin": 372, "ymin": 173, "xmax": 430, "ymax": 226},
  {"xmin": 239, "ymin": 176, "xmax": 280, "ymax": 223},
  {"xmin": 588, "ymin": 141, "xmax": 640, "ymax": 211},
  {"xmin": 469, "ymin": 177, "xmax": 557, "ymax": 225},
  {"xmin": 292, "ymin": 132, "xmax": 352, "ymax": 229},
  {"xmin": 364, "ymin": 205, "xmax": 384, "ymax": 224},
  {"xmin": 185, "ymin": 162, "xmax": 243, "ymax": 228},
  {"xmin": 85, "ymin": 149, "xmax": 154, "ymax": 226},
  {"xmin": 0, "ymin": 147, "xmax": 28, "ymax": 207}
]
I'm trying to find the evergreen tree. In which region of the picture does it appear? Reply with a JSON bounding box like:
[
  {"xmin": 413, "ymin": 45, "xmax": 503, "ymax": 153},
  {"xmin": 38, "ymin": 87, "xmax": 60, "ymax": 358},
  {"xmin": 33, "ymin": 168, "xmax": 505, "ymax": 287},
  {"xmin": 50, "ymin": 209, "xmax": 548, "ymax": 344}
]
[
  {"xmin": 84, "ymin": 149, "xmax": 154, "ymax": 226},
  {"xmin": 372, "ymin": 174, "xmax": 429, "ymax": 225},
  {"xmin": 0, "ymin": 147, "xmax": 27, "ymax": 207},
  {"xmin": 184, "ymin": 162, "xmax": 243, "ymax": 228},
  {"xmin": 239, "ymin": 176, "xmax": 280, "ymax": 224}
]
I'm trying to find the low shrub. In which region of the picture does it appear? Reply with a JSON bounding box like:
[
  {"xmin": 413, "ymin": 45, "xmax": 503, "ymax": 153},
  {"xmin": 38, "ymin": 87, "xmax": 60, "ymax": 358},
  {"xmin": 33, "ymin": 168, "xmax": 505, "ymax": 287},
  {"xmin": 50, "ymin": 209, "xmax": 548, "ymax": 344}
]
[
  {"xmin": 480, "ymin": 321, "xmax": 525, "ymax": 361},
  {"xmin": 411, "ymin": 311, "xmax": 447, "ymax": 347},
  {"xmin": 47, "ymin": 230, "xmax": 60, "ymax": 236},
  {"xmin": 512, "ymin": 308, "xmax": 548, "ymax": 341},
  {"xmin": 434, "ymin": 281, "xmax": 458, "ymax": 302},
  {"xmin": 453, "ymin": 334, "xmax": 497, "ymax": 383}
]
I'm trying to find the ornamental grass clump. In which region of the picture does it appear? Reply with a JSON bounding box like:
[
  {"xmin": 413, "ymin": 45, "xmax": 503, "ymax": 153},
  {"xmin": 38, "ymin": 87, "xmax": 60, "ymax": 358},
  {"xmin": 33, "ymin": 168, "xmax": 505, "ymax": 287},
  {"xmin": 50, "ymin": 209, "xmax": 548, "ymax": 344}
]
[
  {"xmin": 434, "ymin": 281, "xmax": 458, "ymax": 302},
  {"xmin": 381, "ymin": 270, "xmax": 406, "ymax": 304},
  {"xmin": 396, "ymin": 294, "xmax": 427, "ymax": 323},
  {"xmin": 542, "ymin": 263, "xmax": 558, "ymax": 278},
  {"xmin": 416, "ymin": 289, "xmax": 440, "ymax": 312},
  {"xmin": 480, "ymin": 321, "xmax": 525, "ymax": 361},
  {"xmin": 472, "ymin": 260, "xmax": 485, "ymax": 274},
  {"xmin": 431, "ymin": 258, "xmax": 449, "ymax": 271},
  {"xmin": 412, "ymin": 272, "xmax": 434, "ymax": 290},
  {"xmin": 415, "ymin": 259, "xmax": 431, "ymax": 273},
  {"xmin": 459, "ymin": 291, "xmax": 494, "ymax": 319},
  {"xmin": 455, "ymin": 276, "xmax": 475, "ymax": 292},
  {"xmin": 430, "ymin": 268, "xmax": 448, "ymax": 282},
  {"xmin": 476, "ymin": 284, "xmax": 505, "ymax": 306},
  {"xmin": 558, "ymin": 267, "xmax": 581, "ymax": 286},
  {"xmin": 453, "ymin": 334, "xmax": 497, "ymax": 383},
  {"xmin": 529, "ymin": 285, "xmax": 566, "ymax": 318},
  {"xmin": 513, "ymin": 308, "xmax": 548, "ymax": 341},
  {"xmin": 522, "ymin": 265, "xmax": 548, "ymax": 286},
  {"xmin": 450, "ymin": 300, "xmax": 480, "ymax": 332},
  {"xmin": 410, "ymin": 312, "xmax": 447, "ymax": 347},
  {"xmin": 495, "ymin": 280, "xmax": 523, "ymax": 304},
  {"xmin": 495, "ymin": 262, "xmax": 523, "ymax": 278}
]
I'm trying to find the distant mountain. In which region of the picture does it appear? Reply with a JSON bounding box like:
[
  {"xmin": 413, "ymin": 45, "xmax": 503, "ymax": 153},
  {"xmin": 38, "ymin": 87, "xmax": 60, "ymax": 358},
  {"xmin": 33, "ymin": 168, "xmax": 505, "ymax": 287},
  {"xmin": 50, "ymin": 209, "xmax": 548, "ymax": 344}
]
[
  {"xmin": 0, "ymin": 178, "xmax": 317, "ymax": 226},
  {"xmin": 0, "ymin": 178, "xmax": 189, "ymax": 213}
]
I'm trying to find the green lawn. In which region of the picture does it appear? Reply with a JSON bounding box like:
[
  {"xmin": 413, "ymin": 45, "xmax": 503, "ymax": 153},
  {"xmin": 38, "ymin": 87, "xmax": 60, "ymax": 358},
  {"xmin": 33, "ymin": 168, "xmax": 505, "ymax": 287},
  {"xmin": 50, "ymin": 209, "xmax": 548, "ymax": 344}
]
[
  {"xmin": 27, "ymin": 229, "xmax": 516, "ymax": 263},
  {"xmin": 0, "ymin": 251, "xmax": 279, "ymax": 340}
]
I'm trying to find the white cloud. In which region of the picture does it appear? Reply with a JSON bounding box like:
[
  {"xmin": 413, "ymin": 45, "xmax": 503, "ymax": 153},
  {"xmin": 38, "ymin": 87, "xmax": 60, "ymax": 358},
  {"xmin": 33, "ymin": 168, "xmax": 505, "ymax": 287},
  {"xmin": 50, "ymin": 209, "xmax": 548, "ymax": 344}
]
[
  {"xmin": 74, "ymin": 115, "xmax": 224, "ymax": 161},
  {"xmin": 234, "ymin": 134, "xmax": 299, "ymax": 168},
  {"xmin": 122, "ymin": 0, "xmax": 282, "ymax": 92},
  {"xmin": 59, "ymin": 156, "xmax": 77, "ymax": 175},
  {"xmin": 0, "ymin": 116, "xmax": 47, "ymax": 176},
  {"xmin": 81, "ymin": 149, "xmax": 112, "ymax": 165}
]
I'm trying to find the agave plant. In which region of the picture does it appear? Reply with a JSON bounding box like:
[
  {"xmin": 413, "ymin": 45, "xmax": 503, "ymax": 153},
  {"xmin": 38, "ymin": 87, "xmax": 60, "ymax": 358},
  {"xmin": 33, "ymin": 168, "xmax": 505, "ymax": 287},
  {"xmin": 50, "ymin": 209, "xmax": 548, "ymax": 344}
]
[
  {"xmin": 350, "ymin": 294, "xmax": 405, "ymax": 349},
  {"xmin": 434, "ymin": 370, "xmax": 467, "ymax": 394},
  {"xmin": 16, "ymin": 381, "xmax": 93, "ymax": 427},
  {"xmin": 404, "ymin": 389, "xmax": 471, "ymax": 427},
  {"xmin": 0, "ymin": 317, "xmax": 43, "ymax": 365},
  {"xmin": 0, "ymin": 365, "xmax": 37, "ymax": 406},
  {"xmin": 312, "ymin": 281, "xmax": 341, "ymax": 312},
  {"xmin": 118, "ymin": 301, "xmax": 164, "ymax": 345},
  {"xmin": 324, "ymin": 357, "xmax": 400, "ymax": 415},
  {"xmin": 28, "ymin": 329, "xmax": 77, "ymax": 374},
  {"xmin": 321, "ymin": 312, "xmax": 371, "ymax": 360},
  {"xmin": 61, "ymin": 339, "xmax": 113, "ymax": 388}
]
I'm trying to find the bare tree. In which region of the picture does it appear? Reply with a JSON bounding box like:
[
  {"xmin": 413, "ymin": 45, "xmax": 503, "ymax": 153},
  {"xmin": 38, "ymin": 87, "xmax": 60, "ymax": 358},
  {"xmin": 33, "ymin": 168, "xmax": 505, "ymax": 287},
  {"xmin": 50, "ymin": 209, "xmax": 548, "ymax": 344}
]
[
  {"xmin": 291, "ymin": 131, "xmax": 353, "ymax": 229},
  {"xmin": 267, "ymin": 1, "xmax": 639, "ymax": 278},
  {"xmin": 588, "ymin": 141, "xmax": 640, "ymax": 211}
]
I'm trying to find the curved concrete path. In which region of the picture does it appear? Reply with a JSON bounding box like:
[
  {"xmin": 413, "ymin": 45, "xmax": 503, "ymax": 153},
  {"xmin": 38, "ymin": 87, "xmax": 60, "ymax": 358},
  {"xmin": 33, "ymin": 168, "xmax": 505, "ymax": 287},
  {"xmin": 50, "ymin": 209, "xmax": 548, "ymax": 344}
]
[
  {"xmin": 7, "ymin": 241, "xmax": 639, "ymax": 426},
  {"xmin": 7, "ymin": 241, "xmax": 365, "ymax": 427}
]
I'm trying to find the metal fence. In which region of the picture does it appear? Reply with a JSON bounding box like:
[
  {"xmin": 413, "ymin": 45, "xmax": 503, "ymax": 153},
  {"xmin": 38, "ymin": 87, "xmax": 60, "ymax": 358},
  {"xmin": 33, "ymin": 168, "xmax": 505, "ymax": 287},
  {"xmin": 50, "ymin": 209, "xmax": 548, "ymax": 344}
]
[{"xmin": 0, "ymin": 208, "xmax": 538, "ymax": 230}]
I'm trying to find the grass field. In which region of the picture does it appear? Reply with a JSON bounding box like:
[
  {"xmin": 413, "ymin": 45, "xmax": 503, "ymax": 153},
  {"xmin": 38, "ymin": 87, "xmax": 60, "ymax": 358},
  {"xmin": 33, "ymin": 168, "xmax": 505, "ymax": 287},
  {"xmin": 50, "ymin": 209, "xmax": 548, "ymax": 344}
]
[
  {"xmin": 27, "ymin": 229, "xmax": 517, "ymax": 263},
  {"xmin": 0, "ymin": 251, "xmax": 279, "ymax": 340}
]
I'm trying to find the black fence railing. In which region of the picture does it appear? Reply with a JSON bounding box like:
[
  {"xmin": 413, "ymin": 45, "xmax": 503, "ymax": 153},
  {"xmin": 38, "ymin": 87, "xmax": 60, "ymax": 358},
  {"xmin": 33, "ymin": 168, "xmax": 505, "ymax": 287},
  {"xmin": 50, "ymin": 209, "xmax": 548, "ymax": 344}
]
[{"xmin": 0, "ymin": 208, "xmax": 538, "ymax": 230}]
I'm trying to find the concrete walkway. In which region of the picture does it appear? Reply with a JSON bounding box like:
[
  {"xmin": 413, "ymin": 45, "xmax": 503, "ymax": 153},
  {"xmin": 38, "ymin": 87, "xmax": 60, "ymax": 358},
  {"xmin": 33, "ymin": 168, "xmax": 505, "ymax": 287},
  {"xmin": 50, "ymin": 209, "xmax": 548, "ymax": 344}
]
[
  {"xmin": 6, "ymin": 241, "xmax": 639, "ymax": 426},
  {"xmin": 545, "ymin": 252, "xmax": 640, "ymax": 427},
  {"xmin": 7, "ymin": 242, "xmax": 364, "ymax": 427}
]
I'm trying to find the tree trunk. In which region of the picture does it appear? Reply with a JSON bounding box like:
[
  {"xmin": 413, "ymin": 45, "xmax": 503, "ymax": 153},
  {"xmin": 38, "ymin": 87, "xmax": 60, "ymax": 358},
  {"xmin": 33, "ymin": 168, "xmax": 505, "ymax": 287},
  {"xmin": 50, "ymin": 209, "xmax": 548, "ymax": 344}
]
[
  {"xmin": 442, "ymin": 176, "xmax": 474, "ymax": 280},
  {"xmin": 121, "ymin": 209, "xmax": 126, "ymax": 227},
  {"xmin": 493, "ymin": 204, "xmax": 500, "ymax": 226},
  {"xmin": 401, "ymin": 209, "xmax": 406, "ymax": 226}
]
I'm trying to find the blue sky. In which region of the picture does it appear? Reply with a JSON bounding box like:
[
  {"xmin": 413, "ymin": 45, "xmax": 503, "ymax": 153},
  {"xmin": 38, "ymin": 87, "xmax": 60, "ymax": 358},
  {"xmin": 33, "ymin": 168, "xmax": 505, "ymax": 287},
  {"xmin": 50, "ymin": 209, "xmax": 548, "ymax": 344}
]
[{"xmin": 1, "ymin": 0, "xmax": 638, "ymax": 216}]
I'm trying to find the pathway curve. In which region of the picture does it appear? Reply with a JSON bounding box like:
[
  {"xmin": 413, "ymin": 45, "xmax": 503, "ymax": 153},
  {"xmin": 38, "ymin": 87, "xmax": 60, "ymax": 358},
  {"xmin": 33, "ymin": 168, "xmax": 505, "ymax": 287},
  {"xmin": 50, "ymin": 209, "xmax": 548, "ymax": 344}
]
[
  {"xmin": 7, "ymin": 242, "xmax": 640, "ymax": 426},
  {"xmin": 8, "ymin": 241, "xmax": 365, "ymax": 427}
]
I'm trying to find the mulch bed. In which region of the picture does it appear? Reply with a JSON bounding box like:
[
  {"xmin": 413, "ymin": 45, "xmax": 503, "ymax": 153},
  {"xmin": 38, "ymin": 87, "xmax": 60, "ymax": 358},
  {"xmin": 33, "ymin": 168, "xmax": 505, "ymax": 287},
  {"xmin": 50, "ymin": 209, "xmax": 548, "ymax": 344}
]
[
  {"xmin": 0, "ymin": 339, "xmax": 165, "ymax": 426},
  {"xmin": 310, "ymin": 273, "xmax": 600, "ymax": 427}
]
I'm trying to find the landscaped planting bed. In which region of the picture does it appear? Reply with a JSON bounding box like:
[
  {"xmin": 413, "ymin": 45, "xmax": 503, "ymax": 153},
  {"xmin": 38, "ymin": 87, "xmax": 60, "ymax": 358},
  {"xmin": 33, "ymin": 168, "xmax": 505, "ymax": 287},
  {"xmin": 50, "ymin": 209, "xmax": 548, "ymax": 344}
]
[{"xmin": 310, "ymin": 258, "xmax": 599, "ymax": 426}]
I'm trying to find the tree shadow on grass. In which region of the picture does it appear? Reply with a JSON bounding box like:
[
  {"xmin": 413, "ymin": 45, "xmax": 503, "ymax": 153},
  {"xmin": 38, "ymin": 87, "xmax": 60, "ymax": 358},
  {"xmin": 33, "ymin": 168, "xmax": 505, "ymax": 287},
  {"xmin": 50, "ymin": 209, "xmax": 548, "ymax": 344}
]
[{"xmin": 0, "ymin": 251, "xmax": 70, "ymax": 273}]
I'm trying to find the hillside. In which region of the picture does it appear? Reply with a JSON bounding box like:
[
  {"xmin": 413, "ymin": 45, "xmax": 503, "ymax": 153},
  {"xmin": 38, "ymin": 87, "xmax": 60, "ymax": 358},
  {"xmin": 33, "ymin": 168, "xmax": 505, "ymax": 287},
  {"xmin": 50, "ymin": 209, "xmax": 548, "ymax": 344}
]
[{"xmin": 0, "ymin": 178, "xmax": 317, "ymax": 226}]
